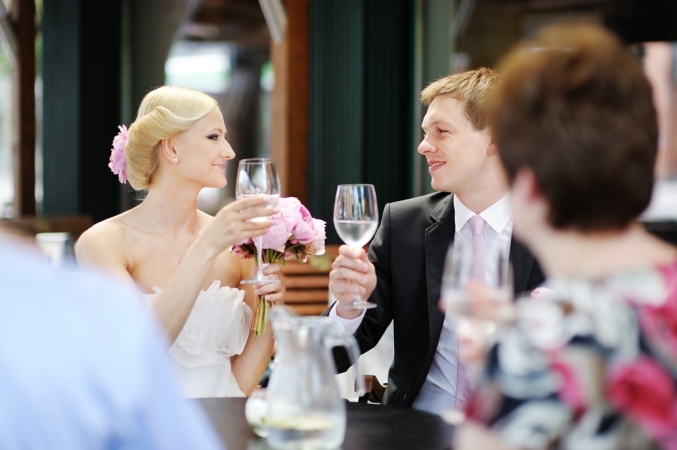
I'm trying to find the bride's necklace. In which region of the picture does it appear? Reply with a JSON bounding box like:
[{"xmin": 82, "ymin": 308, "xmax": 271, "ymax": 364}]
[{"xmin": 142, "ymin": 203, "xmax": 196, "ymax": 263}]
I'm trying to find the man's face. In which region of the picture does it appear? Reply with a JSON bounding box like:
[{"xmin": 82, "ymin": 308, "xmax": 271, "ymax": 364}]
[{"xmin": 417, "ymin": 96, "xmax": 492, "ymax": 194}]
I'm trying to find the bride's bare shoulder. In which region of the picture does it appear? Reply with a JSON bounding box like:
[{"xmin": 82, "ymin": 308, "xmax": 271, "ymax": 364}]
[{"xmin": 76, "ymin": 210, "xmax": 139, "ymax": 255}]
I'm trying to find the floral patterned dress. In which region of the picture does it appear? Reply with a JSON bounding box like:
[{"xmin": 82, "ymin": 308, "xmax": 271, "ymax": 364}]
[{"xmin": 466, "ymin": 262, "xmax": 677, "ymax": 450}]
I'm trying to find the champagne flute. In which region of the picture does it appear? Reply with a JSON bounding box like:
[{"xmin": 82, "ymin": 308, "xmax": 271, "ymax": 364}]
[
  {"xmin": 441, "ymin": 238, "xmax": 514, "ymax": 399},
  {"xmin": 333, "ymin": 184, "xmax": 379, "ymax": 310},
  {"xmin": 441, "ymin": 237, "xmax": 514, "ymax": 336},
  {"xmin": 236, "ymin": 158, "xmax": 281, "ymax": 285}
]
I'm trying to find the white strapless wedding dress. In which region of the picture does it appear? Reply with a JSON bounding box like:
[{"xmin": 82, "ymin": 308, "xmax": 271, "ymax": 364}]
[{"xmin": 143, "ymin": 280, "xmax": 253, "ymax": 398}]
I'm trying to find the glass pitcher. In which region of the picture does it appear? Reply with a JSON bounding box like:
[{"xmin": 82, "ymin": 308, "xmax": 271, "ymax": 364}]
[{"xmin": 265, "ymin": 307, "xmax": 365, "ymax": 450}]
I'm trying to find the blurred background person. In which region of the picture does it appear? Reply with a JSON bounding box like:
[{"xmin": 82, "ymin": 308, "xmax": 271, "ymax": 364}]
[
  {"xmin": 0, "ymin": 238, "xmax": 224, "ymax": 449},
  {"xmin": 455, "ymin": 23, "xmax": 677, "ymax": 450}
]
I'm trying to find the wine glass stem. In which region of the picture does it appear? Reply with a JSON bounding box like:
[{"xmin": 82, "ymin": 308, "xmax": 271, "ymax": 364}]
[
  {"xmin": 349, "ymin": 245, "xmax": 364, "ymax": 304},
  {"xmin": 255, "ymin": 234, "xmax": 264, "ymax": 281}
]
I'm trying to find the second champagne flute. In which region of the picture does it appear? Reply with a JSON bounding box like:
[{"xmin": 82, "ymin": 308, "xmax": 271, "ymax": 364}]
[
  {"xmin": 333, "ymin": 184, "xmax": 379, "ymax": 310},
  {"xmin": 440, "ymin": 240, "xmax": 514, "ymax": 392},
  {"xmin": 235, "ymin": 158, "xmax": 281, "ymax": 285},
  {"xmin": 441, "ymin": 239, "xmax": 514, "ymax": 334}
]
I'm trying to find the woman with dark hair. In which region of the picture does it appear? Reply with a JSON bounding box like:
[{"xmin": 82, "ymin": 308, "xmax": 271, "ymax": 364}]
[{"xmin": 455, "ymin": 24, "xmax": 677, "ymax": 449}]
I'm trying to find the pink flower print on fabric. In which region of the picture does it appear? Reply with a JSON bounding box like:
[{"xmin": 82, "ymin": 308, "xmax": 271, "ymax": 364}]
[
  {"xmin": 109, "ymin": 125, "xmax": 128, "ymax": 183},
  {"xmin": 639, "ymin": 263, "xmax": 677, "ymax": 360},
  {"xmin": 550, "ymin": 359, "xmax": 586, "ymax": 414},
  {"xmin": 607, "ymin": 357, "xmax": 677, "ymax": 441}
]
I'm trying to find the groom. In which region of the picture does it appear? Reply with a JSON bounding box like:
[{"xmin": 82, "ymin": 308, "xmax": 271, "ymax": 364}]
[{"xmin": 327, "ymin": 68, "xmax": 544, "ymax": 416}]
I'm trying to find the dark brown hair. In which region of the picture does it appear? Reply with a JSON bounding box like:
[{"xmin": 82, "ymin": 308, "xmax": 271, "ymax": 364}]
[
  {"xmin": 490, "ymin": 24, "xmax": 658, "ymax": 231},
  {"xmin": 421, "ymin": 67, "xmax": 499, "ymax": 130}
]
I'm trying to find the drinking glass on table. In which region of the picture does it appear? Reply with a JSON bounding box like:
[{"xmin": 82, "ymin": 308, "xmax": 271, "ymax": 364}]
[
  {"xmin": 235, "ymin": 158, "xmax": 281, "ymax": 285},
  {"xmin": 333, "ymin": 184, "xmax": 379, "ymax": 310},
  {"xmin": 245, "ymin": 389, "xmax": 269, "ymax": 438}
]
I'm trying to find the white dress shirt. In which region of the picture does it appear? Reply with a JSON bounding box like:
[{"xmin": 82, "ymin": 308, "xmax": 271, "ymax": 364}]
[
  {"xmin": 330, "ymin": 194, "xmax": 513, "ymax": 417},
  {"xmin": 411, "ymin": 194, "xmax": 512, "ymax": 415}
]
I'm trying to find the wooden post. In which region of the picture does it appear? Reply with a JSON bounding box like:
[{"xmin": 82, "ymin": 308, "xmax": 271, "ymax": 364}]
[
  {"xmin": 270, "ymin": 0, "xmax": 309, "ymax": 205},
  {"xmin": 12, "ymin": 0, "xmax": 36, "ymax": 218}
]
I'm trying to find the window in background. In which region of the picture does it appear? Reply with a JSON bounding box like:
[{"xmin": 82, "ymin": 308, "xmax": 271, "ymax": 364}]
[
  {"xmin": 165, "ymin": 41, "xmax": 231, "ymax": 95},
  {"xmin": 165, "ymin": 41, "xmax": 231, "ymax": 214},
  {"xmin": 640, "ymin": 42, "xmax": 677, "ymax": 220},
  {"xmin": 642, "ymin": 42, "xmax": 677, "ymax": 180},
  {"xmin": 257, "ymin": 60, "xmax": 273, "ymax": 159}
]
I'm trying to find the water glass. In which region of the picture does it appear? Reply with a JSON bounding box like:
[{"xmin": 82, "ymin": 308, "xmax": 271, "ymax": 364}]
[{"xmin": 245, "ymin": 389, "xmax": 269, "ymax": 438}]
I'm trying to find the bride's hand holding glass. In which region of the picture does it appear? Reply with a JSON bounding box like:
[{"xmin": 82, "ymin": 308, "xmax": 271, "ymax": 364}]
[
  {"xmin": 192, "ymin": 197, "xmax": 275, "ymax": 258},
  {"xmin": 191, "ymin": 198, "xmax": 285, "ymax": 306}
]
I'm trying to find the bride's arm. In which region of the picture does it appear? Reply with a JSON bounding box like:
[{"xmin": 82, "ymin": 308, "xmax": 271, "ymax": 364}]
[
  {"xmin": 77, "ymin": 197, "xmax": 274, "ymax": 343},
  {"xmin": 231, "ymin": 258, "xmax": 285, "ymax": 395}
]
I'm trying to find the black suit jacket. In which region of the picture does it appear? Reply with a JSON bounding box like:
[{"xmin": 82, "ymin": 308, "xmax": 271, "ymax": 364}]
[{"xmin": 328, "ymin": 192, "xmax": 544, "ymax": 407}]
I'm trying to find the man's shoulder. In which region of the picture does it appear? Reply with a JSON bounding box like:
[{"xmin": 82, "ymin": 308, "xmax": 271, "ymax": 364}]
[{"xmin": 387, "ymin": 191, "xmax": 452, "ymax": 217}]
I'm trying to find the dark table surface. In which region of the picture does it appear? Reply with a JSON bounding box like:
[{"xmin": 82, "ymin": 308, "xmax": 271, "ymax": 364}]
[{"xmin": 197, "ymin": 397, "xmax": 454, "ymax": 450}]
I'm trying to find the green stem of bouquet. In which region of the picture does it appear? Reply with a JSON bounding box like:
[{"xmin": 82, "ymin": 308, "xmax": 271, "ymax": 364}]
[
  {"xmin": 253, "ymin": 293, "xmax": 269, "ymax": 337},
  {"xmin": 252, "ymin": 249, "xmax": 284, "ymax": 337}
]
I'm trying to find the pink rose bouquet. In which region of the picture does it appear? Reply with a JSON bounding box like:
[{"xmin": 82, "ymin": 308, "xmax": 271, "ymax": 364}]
[{"xmin": 232, "ymin": 197, "xmax": 326, "ymax": 336}]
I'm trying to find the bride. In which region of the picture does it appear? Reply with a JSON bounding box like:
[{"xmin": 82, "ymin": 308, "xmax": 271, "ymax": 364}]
[{"xmin": 76, "ymin": 86, "xmax": 284, "ymax": 398}]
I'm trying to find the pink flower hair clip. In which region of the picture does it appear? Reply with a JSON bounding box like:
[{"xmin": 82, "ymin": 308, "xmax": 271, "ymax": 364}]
[{"xmin": 109, "ymin": 125, "xmax": 128, "ymax": 183}]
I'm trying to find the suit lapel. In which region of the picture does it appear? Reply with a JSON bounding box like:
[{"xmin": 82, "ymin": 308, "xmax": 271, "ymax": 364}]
[
  {"xmin": 509, "ymin": 238, "xmax": 535, "ymax": 295},
  {"xmin": 424, "ymin": 194, "xmax": 456, "ymax": 356}
]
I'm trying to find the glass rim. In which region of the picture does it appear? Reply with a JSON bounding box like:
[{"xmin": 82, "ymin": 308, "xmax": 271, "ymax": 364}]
[
  {"xmin": 238, "ymin": 158, "xmax": 275, "ymax": 164},
  {"xmin": 336, "ymin": 183, "xmax": 375, "ymax": 188}
]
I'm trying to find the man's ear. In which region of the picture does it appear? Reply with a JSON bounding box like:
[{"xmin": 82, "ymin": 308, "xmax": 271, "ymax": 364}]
[{"xmin": 485, "ymin": 129, "xmax": 498, "ymax": 156}]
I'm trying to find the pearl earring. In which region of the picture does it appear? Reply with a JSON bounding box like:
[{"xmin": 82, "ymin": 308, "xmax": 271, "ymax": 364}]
[{"xmin": 172, "ymin": 157, "xmax": 178, "ymax": 163}]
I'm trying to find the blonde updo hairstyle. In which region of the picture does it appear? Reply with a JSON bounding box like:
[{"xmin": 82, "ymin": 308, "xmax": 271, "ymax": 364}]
[{"xmin": 124, "ymin": 86, "xmax": 219, "ymax": 190}]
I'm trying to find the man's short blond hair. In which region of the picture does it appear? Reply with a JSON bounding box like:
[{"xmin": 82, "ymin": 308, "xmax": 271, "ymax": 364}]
[{"xmin": 420, "ymin": 67, "xmax": 499, "ymax": 130}]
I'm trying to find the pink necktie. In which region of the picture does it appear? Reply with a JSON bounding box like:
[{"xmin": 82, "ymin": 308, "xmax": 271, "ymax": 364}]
[{"xmin": 468, "ymin": 215, "xmax": 486, "ymax": 282}]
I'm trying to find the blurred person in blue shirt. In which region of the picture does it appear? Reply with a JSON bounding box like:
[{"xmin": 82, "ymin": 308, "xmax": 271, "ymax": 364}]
[{"xmin": 0, "ymin": 240, "xmax": 224, "ymax": 450}]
